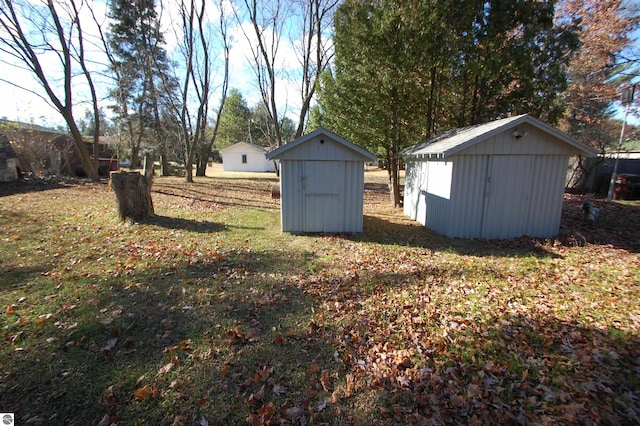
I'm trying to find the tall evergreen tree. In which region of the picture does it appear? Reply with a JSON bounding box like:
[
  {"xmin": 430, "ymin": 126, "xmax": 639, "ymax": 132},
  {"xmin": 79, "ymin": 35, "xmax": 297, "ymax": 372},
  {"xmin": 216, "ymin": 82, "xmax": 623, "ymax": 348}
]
[
  {"xmin": 216, "ymin": 89, "xmax": 252, "ymax": 150},
  {"xmin": 107, "ymin": 0, "xmax": 175, "ymax": 169},
  {"xmin": 319, "ymin": 0, "xmax": 579, "ymax": 206}
]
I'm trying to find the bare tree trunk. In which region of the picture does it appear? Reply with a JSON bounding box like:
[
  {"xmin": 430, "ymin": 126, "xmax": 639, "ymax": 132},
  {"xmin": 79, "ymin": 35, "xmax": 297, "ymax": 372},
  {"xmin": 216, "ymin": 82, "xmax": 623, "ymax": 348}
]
[
  {"xmin": 389, "ymin": 89, "xmax": 402, "ymax": 208},
  {"xmin": 159, "ymin": 148, "xmax": 171, "ymax": 176},
  {"xmin": 0, "ymin": 0, "xmax": 99, "ymax": 180}
]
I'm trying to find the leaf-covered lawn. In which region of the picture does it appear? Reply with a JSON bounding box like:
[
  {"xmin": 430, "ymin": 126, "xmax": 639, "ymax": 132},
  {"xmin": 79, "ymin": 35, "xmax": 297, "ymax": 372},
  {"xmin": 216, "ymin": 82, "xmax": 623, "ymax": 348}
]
[{"xmin": 0, "ymin": 169, "xmax": 638, "ymax": 425}]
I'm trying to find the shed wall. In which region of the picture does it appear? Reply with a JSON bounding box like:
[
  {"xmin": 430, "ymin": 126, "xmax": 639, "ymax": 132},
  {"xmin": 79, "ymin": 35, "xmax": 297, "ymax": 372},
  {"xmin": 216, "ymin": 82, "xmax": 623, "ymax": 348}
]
[
  {"xmin": 279, "ymin": 160, "xmax": 365, "ymax": 232},
  {"xmin": 404, "ymin": 153, "xmax": 571, "ymax": 239},
  {"xmin": 274, "ymin": 137, "xmax": 372, "ymax": 162},
  {"xmin": 463, "ymin": 124, "xmax": 575, "ymax": 156}
]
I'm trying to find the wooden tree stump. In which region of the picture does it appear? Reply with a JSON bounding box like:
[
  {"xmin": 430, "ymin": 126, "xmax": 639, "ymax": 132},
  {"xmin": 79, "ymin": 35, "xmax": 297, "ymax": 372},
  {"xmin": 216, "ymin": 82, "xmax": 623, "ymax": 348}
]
[{"xmin": 110, "ymin": 171, "xmax": 154, "ymax": 221}]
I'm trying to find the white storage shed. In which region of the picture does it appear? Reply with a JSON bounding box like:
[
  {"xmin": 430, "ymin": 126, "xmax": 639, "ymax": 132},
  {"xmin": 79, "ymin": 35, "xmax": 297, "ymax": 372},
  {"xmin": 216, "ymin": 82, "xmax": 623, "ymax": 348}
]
[
  {"xmin": 401, "ymin": 114, "xmax": 597, "ymax": 239},
  {"xmin": 220, "ymin": 142, "xmax": 275, "ymax": 172},
  {"xmin": 266, "ymin": 128, "xmax": 378, "ymax": 233}
]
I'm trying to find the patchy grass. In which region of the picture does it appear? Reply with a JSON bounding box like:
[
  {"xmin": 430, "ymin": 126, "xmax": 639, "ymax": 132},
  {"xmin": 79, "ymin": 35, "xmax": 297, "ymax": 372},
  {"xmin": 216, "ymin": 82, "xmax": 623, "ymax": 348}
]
[{"xmin": 0, "ymin": 168, "xmax": 639, "ymax": 425}]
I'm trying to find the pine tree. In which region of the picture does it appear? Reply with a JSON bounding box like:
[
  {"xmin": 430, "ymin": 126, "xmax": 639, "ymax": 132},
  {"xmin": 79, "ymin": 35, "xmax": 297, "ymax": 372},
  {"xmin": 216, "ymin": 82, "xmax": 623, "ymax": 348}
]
[
  {"xmin": 107, "ymin": 0, "xmax": 175, "ymax": 169},
  {"xmin": 215, "ymin": 89, "xmax": 251, "ymax": 151},
  {"xmin": 319, "ymin": 0, "xmax": 579, "ymax": 207}
]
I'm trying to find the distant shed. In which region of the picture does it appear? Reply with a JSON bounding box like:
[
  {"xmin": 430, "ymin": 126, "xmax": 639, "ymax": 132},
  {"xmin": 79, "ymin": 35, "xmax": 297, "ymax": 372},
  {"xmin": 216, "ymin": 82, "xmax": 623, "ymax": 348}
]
[
  {"xmin": 220, "ymin": 142, "xmax": 275, "ymax": 172},
  {"xmin": 401, "ymin": 114, "xmax": 597, "ymax": 239},
  {"xmin": 266, "ymin": 128, "xmax": 377, "ymax": 233}
]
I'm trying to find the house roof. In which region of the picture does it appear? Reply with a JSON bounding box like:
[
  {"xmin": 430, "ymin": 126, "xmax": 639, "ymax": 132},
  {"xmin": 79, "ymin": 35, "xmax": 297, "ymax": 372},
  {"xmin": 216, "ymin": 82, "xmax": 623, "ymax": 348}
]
[
  {"xmin": 401, "ymin": 114, "xmax": 598, "ymax": 159},
  {"xmin": 219, "ymin": 141, "xmax": 269, "ymax": 154},
  {"xmin": 265, "ymin": 127, "xmax": 378, "ymax": 161}
]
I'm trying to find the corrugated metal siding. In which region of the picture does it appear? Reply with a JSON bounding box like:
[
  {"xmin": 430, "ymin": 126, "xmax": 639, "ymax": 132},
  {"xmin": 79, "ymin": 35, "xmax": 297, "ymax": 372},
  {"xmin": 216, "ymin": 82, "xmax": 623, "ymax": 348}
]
[
  {"xmin": 523, "ymin": 155, "xmax": 568, "ymax": 237},
  {"xmin": 447, "ymin": 155, "xmax": 489, "ymax": 238},
  {"xmin": 274, "ymin": 137, "xmax": 371, "ymax": 161},
  {"xmin": 423, "ymin": 161, "xmax": 453, "ymax": 232},
  {"xmin": 403, "ymin": 160, "xmax": 453, "ymax": 228},
  {"xmin": 462, "ymin": 125, "xmax": 575, "ymax": 156},
  {"xmin": 279, "ymin": 160, "xmax": 365, "ymax": 233},
  {"xmin": 481, "ymin": 155, "xmax": 536, "ymax": 238},
  {"xmin": 405, "ymin": 153, "xmax": 570, "ymax": 239},
  {"xmin": 279, "ymin": 161, "xmax": 304, "ymax": 232},
  {"xmin": 403, "ymin": 160, "xmax": 420, "ymax": 221},
  {"xmin": 478, "ymin": 154, "xmax": 569, "ymax": 239},
  {"xmin": 342, "ymin": 162, "xmax": 365, "ymax": 232},
  {"xmin": 303, "ymin": 161, "xmax": 344, "ymax": 232}
]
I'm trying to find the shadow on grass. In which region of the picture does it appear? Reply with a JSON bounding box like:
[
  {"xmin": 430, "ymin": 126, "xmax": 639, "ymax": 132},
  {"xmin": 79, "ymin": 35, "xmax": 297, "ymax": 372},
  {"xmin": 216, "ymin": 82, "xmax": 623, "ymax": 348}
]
[
  {"xmin": 152, "ymin": 178, "xmax": 279, "ymax": 215},
  {"xmin": 2, "ymin": 242, "xmax": 638, "ymax": 424},
  {"xmin": 142, "ymin": 215, "xmax": 226, "ymax": 233},
  {"xmin": 561, "ymin": 194, "xmax": 640, "ymax": 253},
  {"xmin": 0, "ymin": 264, "xmax": 52, "ymax": 291},
  {"xmin": 338, "ymin": 311, "xmax": 640, "ymax": 424},
  {"xmin": 0, "ymin": 177, "xmax": 96, "ymax": 197},
  {"xmin": 0, "ymin": 247, "xmax": 347, "ymax": 425},
  {"xmin": 309, "ymin": 271, "xmax": 640, "ymax": 424},
  {"xmin": 355, "ymin": 215, "xmax": 562, "ymax": 259}
]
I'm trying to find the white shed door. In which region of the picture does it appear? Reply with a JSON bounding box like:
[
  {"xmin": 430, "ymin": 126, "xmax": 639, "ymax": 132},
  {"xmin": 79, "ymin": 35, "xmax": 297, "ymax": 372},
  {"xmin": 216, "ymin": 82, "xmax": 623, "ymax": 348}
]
[
  {"xmin": 303, "ymin": 161, "xmax": 343, "ymax": 232},
  {"xmin": 482, "ymin": 155, "xmax": 535, "ymax": 239}
]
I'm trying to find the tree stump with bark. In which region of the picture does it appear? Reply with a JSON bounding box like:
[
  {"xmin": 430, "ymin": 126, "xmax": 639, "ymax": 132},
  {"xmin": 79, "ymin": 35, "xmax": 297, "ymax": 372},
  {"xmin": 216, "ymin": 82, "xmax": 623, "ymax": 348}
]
[{"xmin": 110, "ymin": 170, "xmax": 154, "ymax": 221}]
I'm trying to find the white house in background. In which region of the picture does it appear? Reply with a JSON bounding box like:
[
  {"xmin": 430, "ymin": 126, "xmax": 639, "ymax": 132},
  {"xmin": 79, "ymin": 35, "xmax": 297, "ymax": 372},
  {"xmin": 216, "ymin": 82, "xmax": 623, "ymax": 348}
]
[
  {"xmin": 266, "ymin": 128, "xmax": 378, "ymax": 233},
  {"xmin": 401, "ymin": 114, "xmax": 597, "ymax": 239},
  {"xmin": 219, "ymin": 142, "xmax": 275, "ymax": 172}
]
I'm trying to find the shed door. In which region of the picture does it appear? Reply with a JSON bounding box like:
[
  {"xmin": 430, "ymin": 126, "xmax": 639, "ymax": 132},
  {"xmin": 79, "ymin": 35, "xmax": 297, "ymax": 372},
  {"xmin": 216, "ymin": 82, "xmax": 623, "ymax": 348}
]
[
  {"xmin": 303, "ymin": 161, "xmax": 343, "ymax": 232},
  {"xmin": 482, "ymin": 155, "xmax": 535, "ymax": 239}
]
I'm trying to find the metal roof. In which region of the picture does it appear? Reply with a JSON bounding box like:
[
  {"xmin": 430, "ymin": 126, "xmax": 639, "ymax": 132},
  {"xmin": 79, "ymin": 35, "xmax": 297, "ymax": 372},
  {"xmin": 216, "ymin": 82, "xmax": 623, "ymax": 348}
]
[
  {"xmin": 266, "ymin": 127, "xmax": 378, "ymax": 162},
  {"xmin": 401, "ymin": 114, "xmax": 598, "ymax": 159}
]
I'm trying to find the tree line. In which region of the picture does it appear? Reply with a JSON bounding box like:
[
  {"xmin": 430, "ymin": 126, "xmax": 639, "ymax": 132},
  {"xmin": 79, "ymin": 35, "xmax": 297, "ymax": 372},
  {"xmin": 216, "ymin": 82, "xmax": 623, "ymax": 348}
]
[
  {"xmin": 312, "ymin": 0, "xmax": 639, "ymax": 205},
  {"xmin": 0, "ymin": 0, "xmax": 336, "ymax": 181},
  {"xmin": 1, "ymin": 0, "xmax": 638, "ymax": 194}
]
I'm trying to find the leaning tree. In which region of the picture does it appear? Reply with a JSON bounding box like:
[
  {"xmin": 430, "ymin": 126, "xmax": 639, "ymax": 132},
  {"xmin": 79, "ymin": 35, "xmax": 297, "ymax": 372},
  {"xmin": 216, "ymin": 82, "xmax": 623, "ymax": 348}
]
[{"xmin": 0, "ymin": 0, "xmax": 101, "ymax": 179}]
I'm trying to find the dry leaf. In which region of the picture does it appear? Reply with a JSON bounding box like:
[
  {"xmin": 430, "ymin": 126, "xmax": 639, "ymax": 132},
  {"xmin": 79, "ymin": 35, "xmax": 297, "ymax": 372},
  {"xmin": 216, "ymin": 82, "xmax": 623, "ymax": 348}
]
[
  {"xmin": 102, "ymin": 338, "xmax": 118, "ymax": 353},
  {"xmin": 36, "ymin": 313, "xmax": 54, "ymax": 324},
  {"xmin": 272, "ymin": 384, "xmax": 286, "ymax": 395},
  {"xmin": 285, "ymin": 406, "xmax": 306, "ymax": 420},
  {"xmin": 97, "ymin": 414, "xmax": 111, "ymax": 426},
  {"xmin": 157, "ymin": 362, "xmax": 174, "ymax": 375},
  {"xmin": 171, "ymin": 415, "xmax": 186, "ymax": 426},
  {"xmin": 134, "ymin": 385, "xmax": 158, "ymax": 400},
  {"xmin": 103, "ymin": 386, "xmax": 116, "ymax": 407}
]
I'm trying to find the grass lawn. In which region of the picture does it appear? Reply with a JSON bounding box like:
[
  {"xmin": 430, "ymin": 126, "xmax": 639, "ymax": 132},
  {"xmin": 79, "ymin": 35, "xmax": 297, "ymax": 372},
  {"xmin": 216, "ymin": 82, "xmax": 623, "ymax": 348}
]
[{"xmin": 1, "ymin": 166, "xmax": 639, "ymax": 425}]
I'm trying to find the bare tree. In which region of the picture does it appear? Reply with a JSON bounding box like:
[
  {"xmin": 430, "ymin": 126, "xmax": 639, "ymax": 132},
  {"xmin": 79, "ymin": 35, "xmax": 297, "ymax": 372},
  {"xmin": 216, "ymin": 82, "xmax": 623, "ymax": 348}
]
[
  {"xmin": 69, "ymin": 0, "xmax": 101, "ymax": 169},
  {"xmin": 235, "ymin": 0, "xmax": 288, "ymax": 147},
  {"xmin": 291, "ymin": 0, "xmax": 337, "ymax": 138},
  {"xmin": 0, "ymin": 0, "xmax": 99, "ymax": 179},
  {"xmin": 166, "ymin": 0, "xmax": 230, "ymax": 182}
]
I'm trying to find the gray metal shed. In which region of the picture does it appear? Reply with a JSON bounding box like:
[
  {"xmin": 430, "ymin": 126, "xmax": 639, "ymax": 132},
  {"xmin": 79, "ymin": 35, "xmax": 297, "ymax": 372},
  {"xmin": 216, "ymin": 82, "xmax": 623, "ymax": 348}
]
[
  {"xmin": 266, "ymin": 128, "xmax": 377, "ymax": 233},
  {"xmin": 401, "ymin": 114, "xmax": 597, "ymax": 239}
]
